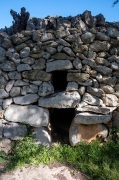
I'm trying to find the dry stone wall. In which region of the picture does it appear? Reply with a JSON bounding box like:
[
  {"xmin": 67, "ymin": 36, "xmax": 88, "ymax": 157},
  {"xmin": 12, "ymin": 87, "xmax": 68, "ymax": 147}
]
[{"xmin": 0, "ymin": 10, "xmax": 119, "ymax": 152}]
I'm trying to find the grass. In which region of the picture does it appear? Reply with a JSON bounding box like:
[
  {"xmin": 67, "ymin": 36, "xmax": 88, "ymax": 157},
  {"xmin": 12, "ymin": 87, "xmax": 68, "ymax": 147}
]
[{"xmin": 0, "ymin": 128, "xmax": 119, "ymax": 180}]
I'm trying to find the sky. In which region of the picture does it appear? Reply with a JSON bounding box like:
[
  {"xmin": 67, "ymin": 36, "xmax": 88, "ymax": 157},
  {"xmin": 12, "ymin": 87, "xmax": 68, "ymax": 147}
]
[{"xmin": 0, "ymin": 0, "xmax": 119, "ymax": 29}]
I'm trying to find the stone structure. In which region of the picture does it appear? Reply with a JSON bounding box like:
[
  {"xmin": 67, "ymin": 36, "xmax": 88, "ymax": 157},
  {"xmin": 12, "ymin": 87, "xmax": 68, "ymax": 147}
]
[{"xmin": 0, "ymin": 10, "xmax": 119, "ymax": 152}]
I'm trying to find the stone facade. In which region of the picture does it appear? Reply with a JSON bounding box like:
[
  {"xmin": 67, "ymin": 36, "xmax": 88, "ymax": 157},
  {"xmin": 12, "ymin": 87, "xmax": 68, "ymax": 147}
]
[{"xmin": 0, "ymin": 10, "xmax": 119, "ymax": 151}]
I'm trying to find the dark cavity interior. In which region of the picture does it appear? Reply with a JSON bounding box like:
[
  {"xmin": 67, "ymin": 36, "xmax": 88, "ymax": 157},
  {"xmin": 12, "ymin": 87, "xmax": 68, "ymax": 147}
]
[
  {"xmin": 49, "ymin": 108, "xmax": 75, "ymax": 144},
  {"xmin": 52, "ymin": 71, "xmax": 67, "ymax": 92}
]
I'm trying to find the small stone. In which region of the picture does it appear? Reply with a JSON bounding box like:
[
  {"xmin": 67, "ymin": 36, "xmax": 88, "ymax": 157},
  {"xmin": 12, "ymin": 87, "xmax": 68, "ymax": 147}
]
[
  {"xmin": 2, "ymin": 98, "xmax": 13, "ymax": 109},
  {"xmin": 100, "ymin": 84, "xmax": 115, "ymax": 94},
  {"xmin": 96, "ymin": 73, "xmax": 102, "ymax": 82},
  {"xmin": 8, "ymin": 71, "xmax": 21, "ymax": 80},
  {"xmin": 66, "ymin": 82, "xmax": 78, "ymax": 91},
  {"xmin": 21, "ymin": 57, "xmax": 35, "ymax": 64},
  {"xmin": 107, "ymin": 27, "xmax": 119, "ymax": 38},
  {"xmin": 81, "ymin": 32, "xmax": 95, "ymax": 44},
  {"xmin": 32, "ymin": 30, "xmax": 41, "ymax": 41},
  {"xmin": 14, "ymin": 80, "xmax": 29, "ymax": 86},
  {"xmin": 0, "ymin": 60, "xmax": 16, "ymax": 71},
  {"xmin": 41, "ymin": 33, "xmax": 55, "ymax": 42},
  {"xmin": 96, "ymin": 32, "xmax": 110, "ymax": 41},
  {"xmin": 63, "ymin": 47, "xmax": 75, "ymax": 57},
  {"xmin": 27, "ymin": 85, "xmax": 38, "ymax": 94},
  {"xmin": 17, "ymin": 64, "xmax": 32, "ymax": 72},
  {"xmin": 82, "ymin": 93, "xmax": 102, "ymax": 106},
  {"xmin": 67, "ymin": 73, "xmax": 90, "ymax": 82},
  {"xmin": 51, "ymin": 53, "xmax": 67, "ymax": 60},
  {"xmin": 78, "ymin": 79, "xmax": 93, "ymax": 86},
  {"xmin": 30, "ymin": 80, "xmax": 42, "ymax": 86},
  {"xmin": 88, "ymin": 51, "xmax": 96, "ymax": 59},
  {"xmin": 31, "ymin": 58, "xmax": 46, "ymax": 70},
  {"xmin": 82, "ymin": 59, "xmax": 97, "ymax": 68},
  {"xmin": 4, "ymin": 122, "xmax": 27, "ymax": 140},
  {"xmin": 87, "ymin": 86, "xmax": 104, "ymax": 97},
  {"xmin": 0, "ymin": 138, "xmax": 11, "ymax": 154},
  {"xmin": 38, "ymin": 82, "xmax": 54, "ymax": 97},
  {"xmin": 56, "ymin": 38, "xmax": 71, "ymax": 47},
  {"xmin": 101, "ymin": 94, "xmax": 118, "ymax": 107},
  {"xmin": 78, "ymin": 86, "xmax": 86, "ymax": 95},
  {"xmin": 95, "ymin": 57, "xmax": 110, "ymax": 66},
  {"xmin": 96, "ymin": 66, "xmax": 112, "ymax": 75},
  {"xmin": 45, "ymin": 47, "xmax": 57, "ymax": 54},
  {"xmin": 89, "ymin": 41, "xmax": 110, "ymax": 52},
  {"xmin": 15, "ymin": 43, "xmax": 27, "ymax": 51},
  {"xmin": 0, "ymin": 89, "xmax": 9, "ymax": 98},
  {"xmin": 30, "ymin": 51, "xmax": 46, "ymax": 59},
  {"xmin": 73, "ymin": 57, "xmax": 82, "ymax": 69},
  {"xmin": 0, "ymin": 76, "xmax": 7, "ymax": 89},
  {"xmin": 10, "ymin": 87, "xmax": 21, "ymax": 97},
  {"xmin": 13, "ymin": 94, "xmax": 39, "ymax": 105},
  {"xmin": 56, "ymin": 30, "xmax": 70, "ymax": 38},
  {"xmin": 0, "ymin": 110, "xmax": 4, "ymax": 118},
  {"xmin": 110, "ymin": 62, "xmax": 119, "ymax": 70}
]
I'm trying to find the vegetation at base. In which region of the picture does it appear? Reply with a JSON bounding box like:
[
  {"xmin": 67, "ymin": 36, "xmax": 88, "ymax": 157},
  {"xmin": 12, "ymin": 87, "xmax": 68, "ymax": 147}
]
[{"xmin": 0, "ymin": 128, "xmax": 119, "ymax": 180}]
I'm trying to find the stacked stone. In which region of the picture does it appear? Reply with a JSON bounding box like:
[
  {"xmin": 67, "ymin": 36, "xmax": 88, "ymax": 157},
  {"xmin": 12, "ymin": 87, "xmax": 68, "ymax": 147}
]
[{"xmin": 0, "ymin": 10, "xmax": 119, "ymax": 152}]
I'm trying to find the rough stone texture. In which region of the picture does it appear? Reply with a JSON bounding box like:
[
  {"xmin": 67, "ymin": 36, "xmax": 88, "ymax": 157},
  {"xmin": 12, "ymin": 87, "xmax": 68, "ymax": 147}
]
[
  {"xmin": 33, "ymin": 127, "xmax": 52, "ymax": 148},
  {"xmin": 2, "ymin": 98, "xmax": 13, "ymax": 109},
  {"xmin": 67, "ymin": 73, "xmax": 90, "ymax": 82},
  {"xmin": 8, "ymin": 71, "xmax": 21, "ymax": 80},
  {"xmin": 38, "ymin": 82, "xmax": 54, "ymax": 97},
  {"xmin": 102, "ymin": 94, "xmax": 118, "ymax": 107},
  {"xmin": 69, "ymin": 121, "xmax": 108, "ymax": 146},
  {"xmin": 96, "ymin": 66, "xmax": 112, "ymax": 75},
  {"xmin": 66, "ymin": 82, "xmax": 78, "ymax": 91},
  {"xmin": 38, "ymin": 91, "xmax": 80, "ymax": 108},
  {"xmin": 13, "ymin": 94, "xmax": 39, "ymax": 105},
  {"xmin": 3, "ymin": 122, "xmax": 27, "ymax": 140},
  {"xmin": 5, "ymin": 80, "xmax": 15, "ymax": 92},
  {"xmin": 4, "ymin": 105, "xmax": 49, "ymax": 127},
  {"xmin": 0, "ymin": 138, "xmax": 11, "ymax": 154},
  {"xmin": 82, "ymin": 93, "xmax": 102, "ymax": 106},
  {"xmin": 22, "ymin": 70, "xmax": 51, "ymax": 81},
  {"xmin": 81, "ymin": 32, "xmax": 95, "ymax": 44},
  {"xmin": 73, "ymin": 57, "xmax": 82, "ymax": 69},
  {"xmin": 74, "ymin": 112, "xmax": 111, "ymax": 124},
  {"xmin": 17, "ymin": 64, "xmax": 32, "ymax": 72},
  {"xmin": 0, "ymin": 89, "xmax": 9, "ymax": 98},
  {"xmin": 89, "ymin": 41, "xmax": 110, "ymax": 52},
  {"xmin": 100, "ymin": 84, "xmax": 115, "ymax": 94},
  {"xmin": 87, "ymin": 86, "xmax": 104, "ymax": 97},
  {"xmin": 20, "ymin": 47, "xmax": 30, "ymax": 58},
  {"xmin": 46, "ymin": 60, "xmax": 73, "ymax": 72},
  {"xmin": 10, "ymin": 87, "xmax": 21, "ymax": 97},
  {"xmin": 0, "ymin": 60, "xmax": 16, "ymax": 71}
]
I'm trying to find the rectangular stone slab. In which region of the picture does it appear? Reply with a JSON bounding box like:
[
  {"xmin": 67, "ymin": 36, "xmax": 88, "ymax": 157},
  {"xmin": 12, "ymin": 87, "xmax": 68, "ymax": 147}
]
[
  {"xmin": 4, "ymin": 105, "xmax": 49, "ymax": 127},
  {"xmin": 74, "ymin": 112, "xmax": 112, "ymax": 124}
]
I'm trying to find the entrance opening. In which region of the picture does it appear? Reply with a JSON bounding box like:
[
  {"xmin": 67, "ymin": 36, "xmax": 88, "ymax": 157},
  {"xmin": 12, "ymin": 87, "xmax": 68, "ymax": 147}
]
[
  {"xmin": 49, "ymin": 108, "xmax": 75, "ymax": 144},
  {"xmin": 52, "ymin": 71, "xmax": 67, "ymax": 92}
]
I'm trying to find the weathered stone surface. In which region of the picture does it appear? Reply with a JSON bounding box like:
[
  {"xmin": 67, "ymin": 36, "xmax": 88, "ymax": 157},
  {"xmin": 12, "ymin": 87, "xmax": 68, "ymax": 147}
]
[
  {"xmin": 113, "ymin": 71, "xmax": 119, "ymax": 78},
  {"xmin": 95, "ymin": 57, "xmax": 110, "ymax": 66},
  {"xmin": 14, "ymin": 80, "xmax": 29, "ymax": 86},
  {"xmin": 82, "ymin": 59, "xmax": 97, "ymax": 68},
  {"xmin": 0, "ymin": 138, "xmax": 11, "ymax": 154},
  {"xmin": 15, "ymin": 43, "xmax": 27, "ymax": 51},
  {"xmin": 76, "ymin": 105, "xmax": 112, "ymax": 115},
  {"xmin": 31, "ymin": 58, "xmax": 46, "ymax": 70},
  {"xmin": 30, "ymin": 80, "xmax": 42, "ymax": 86},
  {"xmin": 2, "ymin": 38, "xmax": 12, "ymax": 49},
  {"xmin": 45, "ymin": 47, "xmax": 56, "ymax": 54},
  {"xmin": 0, "ymin": 60, "xmax": 16, "ymax": 71},
  {"xmin": 89, "ymin": 41, "xmax": 110, "ymax": 52},
  {"xmin": 20, "ymin": 47, "xmax": 30, "ymax": 58},
  {"xmin": 111, "ymin": 62, "xmax": 119, "ymax": 70},
  {"xmin": 56, "ymin": 30, "xmax": 70, "ymax": 38},
  {"xmin": 51, "ymin": 53, "xmax": 67, "ymax": 60},
  {"xmin": 100, "ymin": 84, "xmax": 115, "ymax": 94},
  {"xmin": 38, "ymin": 91, "xmax": 80, "ymax": 108},
  {"xmin": 108, "ymin": 55, "xmax": 119, "ymax": 62},
  {"xmin": 22, "ymin": 70, "xmax": 51, "ymax": 81},
  {"xmin": 46, "ymin": 60, "xmax": 73, "ymax": 72},
  {"xmin": 87, "ymin": 86, "xmax": 104, "ymax": 97},
  {"xmin": 32, "ymin": 30, "xmax": 41, "ymax": 41},
  {"xmin": 96, "ymin": 32, "xmax": 110, "ymax": 41},
  {"xmin": 73, "ymin": 57, "xmax": 82, "ymax": 69},
  {"xmin": 82, "ymin": 93, "xmax": 102, "ymax": 106},
  {"xmin": 0, "ymin": 110, "xmax": 4, "ymax": 118},
  {"xmin": 17, "ymin": 64, "xmax": 32, "ymax": 72},
  {"xmin": 0, "ymin": 89, "xmax": 9, "ymax": 98},
  {"xmin": 102, "ymin": 76, "xmax": 117, "ymax": 87},
  {"xmin": 81, "ymin": 10, "xmax": 94, "ymax": 27},
  {"xmin": 96, "ymin": 66, "xmax": 112, "ymax": 75},
  {"xmin": 66, "ymin": 82, "xmax": 78, "ymax": 91},
  {"xmin": 69, "ymin": 121, "xmax": 108, "ymax": 146},
  {"xmin": 78, "ymin": 86, "xmax": 85, "ymax": 95},
  {"xmin": 0, "ymin": 76, "xmax": 7, "ymax": 89},
  {"xmin": 57, "ymin": 38, "xmax": 71, "ymax": 47},
  {"xmin": 67, "ymin": 73, "xmax": 90, "ymax": 82},
  {"xmin": 74, "ymin": 112, "xmax": 111, "ymax": 124},
  {"xmin": 13, "ymin": 94, "xmax": 39, "ymax": 105},
  {"xmin": 8, "ymin": 71, "xmax": 21, "ymax": 80},
  {"xmin": 10, "ymin": 87, "xmax": 21, "ymax": 97},
  {"xmin": 41, "ymin": 33, "xmax": 55, "ymax": 42},
  {"xmin": 38, "ymin": 82, "xmax": 54, "ymax": 97},
  {"xmin": 30, "ymin": 52, "xmax": 46, "ymax": 59},
  {"xmin": 3, "ymin": 122, "xmax": 27, "ymax": 140},
  {"xmin": 81, "ymin": 32, "xmax": 95, "ymax": 44},
  {"xmin": 107, "ymin": 27, "xmax": 119, "ymax": 38},
  {"xmin": 21, "ymin": 57, "xmax": 35, "ymax": 64},
  {"xmin": 101, "ymin": 94, "xmax": 118, "ymax": 107},
  {"xmin": 4, "ymin": 105, "xmax": 49, "ymax": 127},
  {"xmin": 63, "ymin": 47, "xmax": 75, "ymax": 57},
  {"xmin": 0, "ymin": 47, "xmax": 6, "ymax": 63},
  {"xmin": 78, "ymin": 79, "xmax": 93, "ymax": 86},
  {"xmin": 33, "ymin": 127, "xmax": 51, "ymax": 148},
  {"xmin": 5, "ymin": 80, "xmax": 15, "ymax": 92},
  {"xmin": 112, "ymin": 111, "xmax": 119, "ymax": 128},
  {"xmin": 2, "ymin": 98, "xmax": 13, "ymax": 109}
]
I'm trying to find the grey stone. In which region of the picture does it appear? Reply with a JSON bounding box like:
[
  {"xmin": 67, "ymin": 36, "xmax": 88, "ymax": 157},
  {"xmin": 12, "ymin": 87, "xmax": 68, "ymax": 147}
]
[
  {"xmin": 30, "ymin": 80, "xmax": 42, "ymax": 86},
  {"xmin": 21, "ymin": 86, "xmax": 29, "ymax": 95},
  {"xmin": 81, "ymin": 32, "xmax": 95, "ymax": 44},
  {"xmin": 108, "ymin": 55, "xmax": 119, "ymax": 62},
  {"xmin": 46, "ymin": 60, "xmax": 73, "ymax": 72},
  {"xmin": 22, "ymin": 70, "xmax": 51, "ymax": 81},
  {"xmin": 14, "ymin": 80, "xmax": 29, "ymax": 86},
  {"xmin": 101, "ymin": 94, "xmax": 118, "ymax": 107},
  {"xmin": 57, "ymin": 45, "xmax": 64, "ymax": 52},
  {"xmin": 27, "ymin": 85, "xmax": 38, "ymax": 94},
  {"xmin": 82, "ymin": 59, "xmax": 97, "ymax": 68},
  {"xmin": 0, "ymin": 89, "xmax": 9, "ymax": 98},
  {"xmin": 0, "ymin": 47, "xmax": 6, "ymax": 63},
  {"xmin": 8, "ymin": 71, "xmax": 21, "ymax": 80},
  {"xmin": 5, "ymin": 80, "xmax": 15, "ymax": 92},
  {"xmin": 13, "ymin": 94, "xmax": 39, "ymax": 105},
  {"xmin": 111, "ymin": 62, "xmax": 119, "ymax": 70},
  {"xmin": 56, "ymin": 38, "xmax": 71, "ymax": 47},
  {"xmin": 0, "ymin": 110, "xmax": 4, "ymax": 119},
  {"xmin": 98, "ymin": 52, "xmax": 108, "ymax": 58},
  {"xmin": 78, "ymin": 86, "xmax": 86, "ymax": 95},
  {"xmin": 56, "ymin": 30, "xmax": 70, "ymax": 38},
  {"xmin": 89, "ymin": 41, "xmax": 110, "ymax": 52},
  {"xmin": 95, "ymin": 57, "xmax": 110, "ymax": 66},
  {"xmin": 74, "ymin": 112, "xmax": 111, "ymax": 124},
  {"xmin": 38, "ymin": 82, "xmax": 54, "ymax": 97},
  {"xmin": 78, "ymin": 79, "xmax": 93, "ymax": 86},
  {"xmin": 96, "ymin": 66, "xmax": 112, "ymax": 75},
  {"xmin": 107, "ymin": 27, "xmax": 119, "ymax": 38},
  {"xmin": 43, "ymin": 52, "xmax": 51, "ymax": 59},
  {"xmin": 30, "ymin": 51, "xmax": 46, "ymax": 59},
  {"xmin": 0, "ymin": 60, "xmax": 16, "ymax": 71},
  {"xmin": 113, "ymin": 71, "xmax": 119, "ymax": 77},
  {"xmin": 82, "ymin": 93, "xmax": 102, "ymax": 106},
  {"xmin": 0, "ymin": 138, "xmax": 11, "ymax": 154},
  {"xmin": 51, "ymin": 53, "xmax": 67, "ymax": 60},
  {"xmin": 96, "ymin": 73, "xmax": 102, "ymax": 82},
  {"xmin": 92, "ymin": 79, "xmax": 99, "ymax": 88},
  {"xmin": 0, "ymin": 76, "xmax": 7, "ymax": 89},
  {"xmin": 20, "ymin": 47, "xmax": 30, "ymax": 58},
  {"xmin": 76, "ymin": 105, "xmax": 112, "ymax": 115},
  {"xmin": 21, "ymin": 57, "xmax": 35, "ymax": 64},
  {"xmin": 87, "ymin": 86, "xmax": 104, "ymax": 97},
  {"xmin": 73, "ymin": 57, "xmax": 82, "ymax": 69},
  {"xmin": 66, "ymin": 82, "xmax": 78, "ymax": 91},
  {"xmin": 38, "ymin": 91, "xmax": 80, "ymax": 108},
  {"xmin": 96, "ymin": 32, "xmax": 110, "ymax": 41},
  {"xmin": 2, "ymin": 38, "xmax": 12, "ymax": 49},
  {"xmin": 63, "ymin": 47, "xmax": 75, "ymax": 57},
  {"xmin": 114, "ymin": 84, "xmax": 119, "ymax": 91},
  {"xmin": 88, "ymin": 51, "xmax": 96, "ymax": 59},
  {"xmin": 100, "ymin": 84, "xmax": 115, "ymax": 94},
  {"xmin": 31, "ymin": 58, "xmax": 46, "ymax": 70},
  {"xmin": 2, "ymin": 98, "xmax": 13, "ymax": 109},
  {"xmin": 10, "ymin": 87, "xmax": 21, "ymax": 97},
  {"xmin": 67, "ymin": 73, "xmax": 90, "ymax": 82},
  {"xmin": 45, "ymin": 47, "xmax": 56, "ymax": 54},
  {"xmin": 3, "ymin": 122, "xmax": 27, "ymax": 140},
  {"xmin": 41, "ymin": 33, "xmax": 55, "ymax": 42},
  {"xmin": 33, "ymin": 127, "xmax": 51, "ymax": 148},
  {"xmin": 15, "ymin": 43, "xmax": 27, "ymax": 51},
  {"xmin": 82, "ymin": 10, "xmax": 94, "ymax": 27},
  {"xmin": 4, "ymin": 105, "xmax": 49, "ymax": 127},
  {"xmin": 17, "ymin": 64, "xmax": 32, "ymax": 72},
  {"xmin": 32, "ymin": 31, "xmax": 41, "ymax": 41}
]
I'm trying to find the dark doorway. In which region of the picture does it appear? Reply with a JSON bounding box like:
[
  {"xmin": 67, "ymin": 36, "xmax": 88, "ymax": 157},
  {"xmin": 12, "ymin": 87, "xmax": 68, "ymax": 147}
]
[
  {"xmin": 49, "ymin": 108, "xmax": 75, "ymax": 144},
  {"xmin": 52, "ymin": 71, "xmax": 67, "ymax": 92}
]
